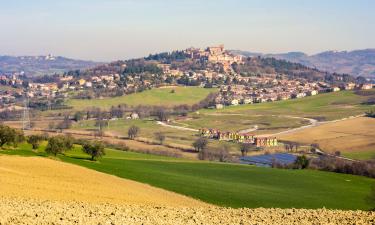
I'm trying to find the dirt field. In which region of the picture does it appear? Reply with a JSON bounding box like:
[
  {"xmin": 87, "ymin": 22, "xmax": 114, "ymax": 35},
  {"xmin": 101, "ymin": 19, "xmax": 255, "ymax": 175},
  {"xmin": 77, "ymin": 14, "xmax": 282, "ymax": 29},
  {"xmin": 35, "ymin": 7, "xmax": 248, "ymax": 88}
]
[
  {"xmin": 279, "ymin": 117, "xmax": 375, "ymax": 157},
  {"xmin": 0, "ymin": 155, "xmax": 374, "ymax": 224},
  {"xmin": 1, "ymin": 197, "xmax": 374, "ymax": 225}
]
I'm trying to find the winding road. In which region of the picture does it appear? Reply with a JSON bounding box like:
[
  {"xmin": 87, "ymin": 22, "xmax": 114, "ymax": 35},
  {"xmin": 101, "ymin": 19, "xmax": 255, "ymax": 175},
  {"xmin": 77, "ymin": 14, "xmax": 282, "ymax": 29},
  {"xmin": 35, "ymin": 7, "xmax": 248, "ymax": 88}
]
[{"xmin": 156, "ymin": 113, "xmax": 365, "ymax": 138}]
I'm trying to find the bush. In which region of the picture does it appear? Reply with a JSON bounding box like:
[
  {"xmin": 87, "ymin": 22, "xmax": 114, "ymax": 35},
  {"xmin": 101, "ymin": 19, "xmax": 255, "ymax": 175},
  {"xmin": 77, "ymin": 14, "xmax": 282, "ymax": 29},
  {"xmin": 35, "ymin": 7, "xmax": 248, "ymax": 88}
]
[{"xmin": 294, "ymin": 155, "xmax": 309, "ymax": 169}]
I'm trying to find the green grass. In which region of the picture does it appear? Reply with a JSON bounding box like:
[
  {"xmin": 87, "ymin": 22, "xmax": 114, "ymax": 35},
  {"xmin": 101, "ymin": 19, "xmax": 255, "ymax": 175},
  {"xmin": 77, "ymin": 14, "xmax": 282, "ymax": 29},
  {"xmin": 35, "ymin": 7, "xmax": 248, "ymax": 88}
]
[
  {"xmin": 1, "ymin": 144, "xmax": 374, "ymax": 210},
  {"xmin": 199, "ymin": 90, "xmax": 375, "ymax": 121},
  {"xmin": 66, "ymin": 86, "xmax": 218, "ymax": 110},
  {"xmin": 181, "ymin": 114, "xmax": 308, "ymax": 133}
]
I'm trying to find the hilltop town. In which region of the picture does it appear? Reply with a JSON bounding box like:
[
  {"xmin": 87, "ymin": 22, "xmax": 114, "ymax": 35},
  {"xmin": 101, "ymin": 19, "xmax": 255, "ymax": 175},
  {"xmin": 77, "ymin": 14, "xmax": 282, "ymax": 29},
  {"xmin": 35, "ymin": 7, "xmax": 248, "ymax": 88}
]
[{"xmin": 0, "ymin": 45, "xmax": 373, "ymax": 111}]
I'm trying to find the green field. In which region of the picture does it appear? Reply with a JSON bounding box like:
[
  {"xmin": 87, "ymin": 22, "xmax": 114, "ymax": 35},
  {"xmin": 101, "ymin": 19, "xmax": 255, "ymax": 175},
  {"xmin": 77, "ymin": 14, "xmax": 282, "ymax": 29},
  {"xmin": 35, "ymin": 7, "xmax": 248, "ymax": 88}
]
[
  {"xmin": 179, "ymin": 114, "xmax": 309, "ymax": 134},
  {"xmin": 66, "ymin": 86, "xmax": 217, "ymax": 110},
  {"xmin": 199, "ymin": 90, "xmax": 375, "ymax": 121},
  {"xmin": 1, "ymin": 143, "xmax": 373, "ymax": 210}
]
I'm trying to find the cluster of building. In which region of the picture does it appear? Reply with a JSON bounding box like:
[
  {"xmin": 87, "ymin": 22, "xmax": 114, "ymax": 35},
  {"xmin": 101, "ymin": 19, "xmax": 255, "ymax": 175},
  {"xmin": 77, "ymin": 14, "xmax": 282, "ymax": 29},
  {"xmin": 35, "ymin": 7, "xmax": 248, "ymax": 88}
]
[
  {"xmin": 214, "ymin": 77, "xmax": 374, "ymax": 107},
  {"xmin": 185, "ymin": 45, "xmax": 243, "ymax": 71},
  {"xmin": 198, "ymin": 128, "xmax": 278, "ymax": 147}
]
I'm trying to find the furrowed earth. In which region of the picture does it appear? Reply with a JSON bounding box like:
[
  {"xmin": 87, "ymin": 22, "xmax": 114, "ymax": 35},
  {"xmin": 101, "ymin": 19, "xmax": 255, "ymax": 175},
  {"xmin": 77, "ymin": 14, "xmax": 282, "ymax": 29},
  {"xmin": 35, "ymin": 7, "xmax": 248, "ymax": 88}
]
[{"xmin": 0, "ymin": 155, "xmax": 374, "ymax": 224}]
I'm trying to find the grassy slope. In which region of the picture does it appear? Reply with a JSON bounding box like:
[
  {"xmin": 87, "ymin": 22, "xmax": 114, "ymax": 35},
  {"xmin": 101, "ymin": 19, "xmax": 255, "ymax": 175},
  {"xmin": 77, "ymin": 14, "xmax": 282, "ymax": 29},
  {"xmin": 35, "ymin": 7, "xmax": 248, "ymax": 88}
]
[
  {"xmin": 66, "ymin": 87, "xmax": 217, "ymax": 110},
  {"xmin": 198, "ymin": 90, "xmax": 375, "ymax": 121},
  {"xmin": 181, "ymin": 114, "xmax": 308, "ymax": 133},
  {"xmin": 1, "ymin": 144, "xmax": 373, "ymax": 210}
]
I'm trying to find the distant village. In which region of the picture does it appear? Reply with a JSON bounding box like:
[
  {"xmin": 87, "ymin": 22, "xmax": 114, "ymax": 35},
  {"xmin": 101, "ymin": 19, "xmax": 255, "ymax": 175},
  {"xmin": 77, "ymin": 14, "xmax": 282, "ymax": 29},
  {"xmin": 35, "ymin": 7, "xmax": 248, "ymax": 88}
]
[{"xmin": 0, "ymin": 45, "xmax": 374, "ymax": 110}]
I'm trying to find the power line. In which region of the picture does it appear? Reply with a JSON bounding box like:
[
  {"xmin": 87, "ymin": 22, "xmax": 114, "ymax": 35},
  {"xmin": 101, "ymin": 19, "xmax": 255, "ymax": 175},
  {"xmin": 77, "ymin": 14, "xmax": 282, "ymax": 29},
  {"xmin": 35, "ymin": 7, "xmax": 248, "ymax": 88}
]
[{"xmin": 22, "ymin": 92, "xmax": 31, "ymax": 130}]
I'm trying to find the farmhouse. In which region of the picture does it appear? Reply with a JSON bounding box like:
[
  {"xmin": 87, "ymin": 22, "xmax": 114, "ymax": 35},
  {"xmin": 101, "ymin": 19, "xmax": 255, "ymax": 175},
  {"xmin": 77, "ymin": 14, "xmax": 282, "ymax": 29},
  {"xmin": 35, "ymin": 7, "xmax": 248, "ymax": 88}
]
[
  {"xmin": 198, "ymin": 128, "xmax": 273, "ymax": 146},
  {"xmin": 254, "ymin": 137, "xmax": 278, "ymax": 147}
]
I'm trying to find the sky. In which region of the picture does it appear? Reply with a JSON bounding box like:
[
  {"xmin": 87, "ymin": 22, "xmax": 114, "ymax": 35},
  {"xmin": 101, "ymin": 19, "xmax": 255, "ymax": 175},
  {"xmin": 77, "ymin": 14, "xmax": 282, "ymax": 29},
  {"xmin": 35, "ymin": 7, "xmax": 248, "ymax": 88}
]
[{"xmin": 0, "ymin": 0, "xmax": 374, "ymax": 61}]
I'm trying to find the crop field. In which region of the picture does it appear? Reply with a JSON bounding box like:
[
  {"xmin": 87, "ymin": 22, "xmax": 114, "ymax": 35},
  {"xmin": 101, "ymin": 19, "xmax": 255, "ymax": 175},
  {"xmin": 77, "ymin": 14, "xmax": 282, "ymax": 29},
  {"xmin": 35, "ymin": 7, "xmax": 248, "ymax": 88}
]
[
  {"xmin": 178, "ymin": 113, "xmax": 309, "ymax": 134},
  {"xmin": 199, "ymin": 90, "xmax": 375, "ymax": 121},
  {"xmin": 279, "ymin": 116, "xmax": 375, "ymax": 160},
  {"xmin": 66, "ymin": 86, "xmax": 218, "ymax": 110},
  {"xmin": 1, "ymin": 144, "xmax": 373, "ymax": 210},
  {"xmin": 0, "ymin": 154, "xmax": 204, "ymax": 206}
]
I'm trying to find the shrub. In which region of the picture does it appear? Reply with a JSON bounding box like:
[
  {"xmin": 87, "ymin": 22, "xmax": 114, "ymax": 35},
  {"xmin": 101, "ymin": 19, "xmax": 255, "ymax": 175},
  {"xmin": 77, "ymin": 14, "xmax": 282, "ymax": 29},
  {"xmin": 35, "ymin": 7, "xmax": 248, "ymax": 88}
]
[{"xmin": 294, "ymin": 155, "xmax": 309, "ymax": 169}]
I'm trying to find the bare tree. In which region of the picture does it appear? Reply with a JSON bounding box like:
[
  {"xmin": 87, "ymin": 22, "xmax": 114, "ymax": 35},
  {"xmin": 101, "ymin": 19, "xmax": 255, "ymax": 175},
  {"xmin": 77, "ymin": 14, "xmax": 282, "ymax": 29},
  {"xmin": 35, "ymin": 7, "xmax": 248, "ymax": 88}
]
[
  {"xmin": 218, "ymin": 145, "xmax": 230, "ymax": 162},
  {"xmin": 193, "ymin": 137, "xmax": 208, "ymax": 152},
  {"xmin": 240, "ymin": 143, "xmax": 251, "ymax": 157},
  {"xmin": 155, "ymin": 132, "xmax": 166, "ymax": 145},
  {"xmin": 128, "ymin": 125, "xmax": 140, "ymax": 139}
]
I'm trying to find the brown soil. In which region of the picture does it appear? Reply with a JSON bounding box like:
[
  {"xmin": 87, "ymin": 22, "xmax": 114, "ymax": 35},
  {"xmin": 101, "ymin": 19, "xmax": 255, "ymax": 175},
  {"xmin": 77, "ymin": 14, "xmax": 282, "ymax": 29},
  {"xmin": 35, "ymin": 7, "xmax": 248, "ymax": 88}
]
[{"xmin": 0, "ymin": 197, "xmax": 373, "ymax": 225}]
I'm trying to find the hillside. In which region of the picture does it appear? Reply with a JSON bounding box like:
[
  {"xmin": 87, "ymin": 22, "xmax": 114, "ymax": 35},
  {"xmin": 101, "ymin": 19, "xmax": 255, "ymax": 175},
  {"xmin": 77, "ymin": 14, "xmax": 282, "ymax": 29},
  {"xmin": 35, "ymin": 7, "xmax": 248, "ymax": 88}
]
[
  {"xmin": 2, "ymin": 145, "xmax": 373, "ymax": 210},
  {"xmin": 0, "ymin": 155, "xmax": 205, "ymax": 206},
  {"xmin": 279, "ymin": 116, "xmax": 375, "ymax": 160},
  {"xmin": 66, "ymin": 86, "xmax": 218, "ymax": 110},
  {"xmin": 0, "ymin": 55, "xmax": 100, "ymax": 76},
  {"xmin": 231, "ymin": 49, "xmax": 375, "ymax": 79}
]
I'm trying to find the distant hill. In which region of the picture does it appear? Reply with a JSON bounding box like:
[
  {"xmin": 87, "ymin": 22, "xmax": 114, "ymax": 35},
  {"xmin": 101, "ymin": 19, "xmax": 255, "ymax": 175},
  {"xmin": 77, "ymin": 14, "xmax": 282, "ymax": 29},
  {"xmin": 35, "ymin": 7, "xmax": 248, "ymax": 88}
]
[
  {"xmin": 230, "ymin": 49, "xmax": 375, "ymax": 79},
  {"xmin": 0, "ymin": 55, "xmax": 101, "ymax": 76}
]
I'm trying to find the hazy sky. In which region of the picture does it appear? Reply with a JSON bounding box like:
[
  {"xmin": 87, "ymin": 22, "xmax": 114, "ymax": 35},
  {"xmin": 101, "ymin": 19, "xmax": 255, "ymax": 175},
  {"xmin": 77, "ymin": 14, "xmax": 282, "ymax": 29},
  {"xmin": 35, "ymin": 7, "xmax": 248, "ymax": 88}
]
[{"xmin": 0, "ymin": 0, "xmax": 374, "ymax": 61}]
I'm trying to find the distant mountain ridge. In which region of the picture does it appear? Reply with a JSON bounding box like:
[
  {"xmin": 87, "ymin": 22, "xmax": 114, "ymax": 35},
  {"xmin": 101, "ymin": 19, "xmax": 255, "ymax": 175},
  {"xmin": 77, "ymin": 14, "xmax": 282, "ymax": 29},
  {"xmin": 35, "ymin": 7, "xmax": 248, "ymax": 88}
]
[
  {"xmin": 230, "ymin": 49, "xmax": 375, "ymax": 79},
  {"xmin": 0, "ymin": 55, "xmax": 100, "ymax": 77}
]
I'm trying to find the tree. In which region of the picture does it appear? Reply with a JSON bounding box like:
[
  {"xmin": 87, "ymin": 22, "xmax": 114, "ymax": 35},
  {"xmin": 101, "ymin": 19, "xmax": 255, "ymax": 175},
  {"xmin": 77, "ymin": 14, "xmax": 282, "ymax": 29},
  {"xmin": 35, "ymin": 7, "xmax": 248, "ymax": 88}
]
[
  {"xmin": 82, "ymin": 141, "xmax": 105, "ymax": 161},
  {"xmin": 12, "ymin": 129, "xmax": 25, "ymax": 147},
  {"xmin": 73, "ymin": 111, "xmax": 85, "ymax": 121},
  {"xmin": 62, "ymin": 135, "xmax": 74, "ymax": 150},
  {"xmin": 95, "ymin": 119, "xmax": 109, "ymax": 131},
  {"xmin": 154, "ymin": 107, "xmax": 169, "ymax": 121},
  {"xmin": 294, "ymin": 155, "xmax": 309, "ymax": 169},
  {"xmin": 193, "ymin": 137, "xmax": 208, "ymax": 152},
  {"xmin": 240, "ymin": 143, "xmax": 251, "ymax": 157},
  {"xmin": 45, "ymin": 136, "xmax": 67, "ymax": 156},
  {"xmin": 56, "ymin": 116, "xmax": 72, "ymax": 131},
  {"xmin": 48, "ymin": 122, "xmax": 55, "ymax": 130},
  {"xmin": 27, "ymin": 135, "xmax": 44, "ymax": 150},
  {"xmin": 218, "ymin": 145, "xmax": 230, "ymax": 162},
  {"xmin": 0, "ymin": 125, "xmax": 24, "ymax": 148},
  {"xmin": 45, "ymin": 135, "xmax": 73, "ymax": 156},
  {"xmin": 128, "ymin": 125, "xmax": 140, "ymax": 139},
  {"xmin": 155, "ymin": 132, "xmax": 165, "ymax": 145}
]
